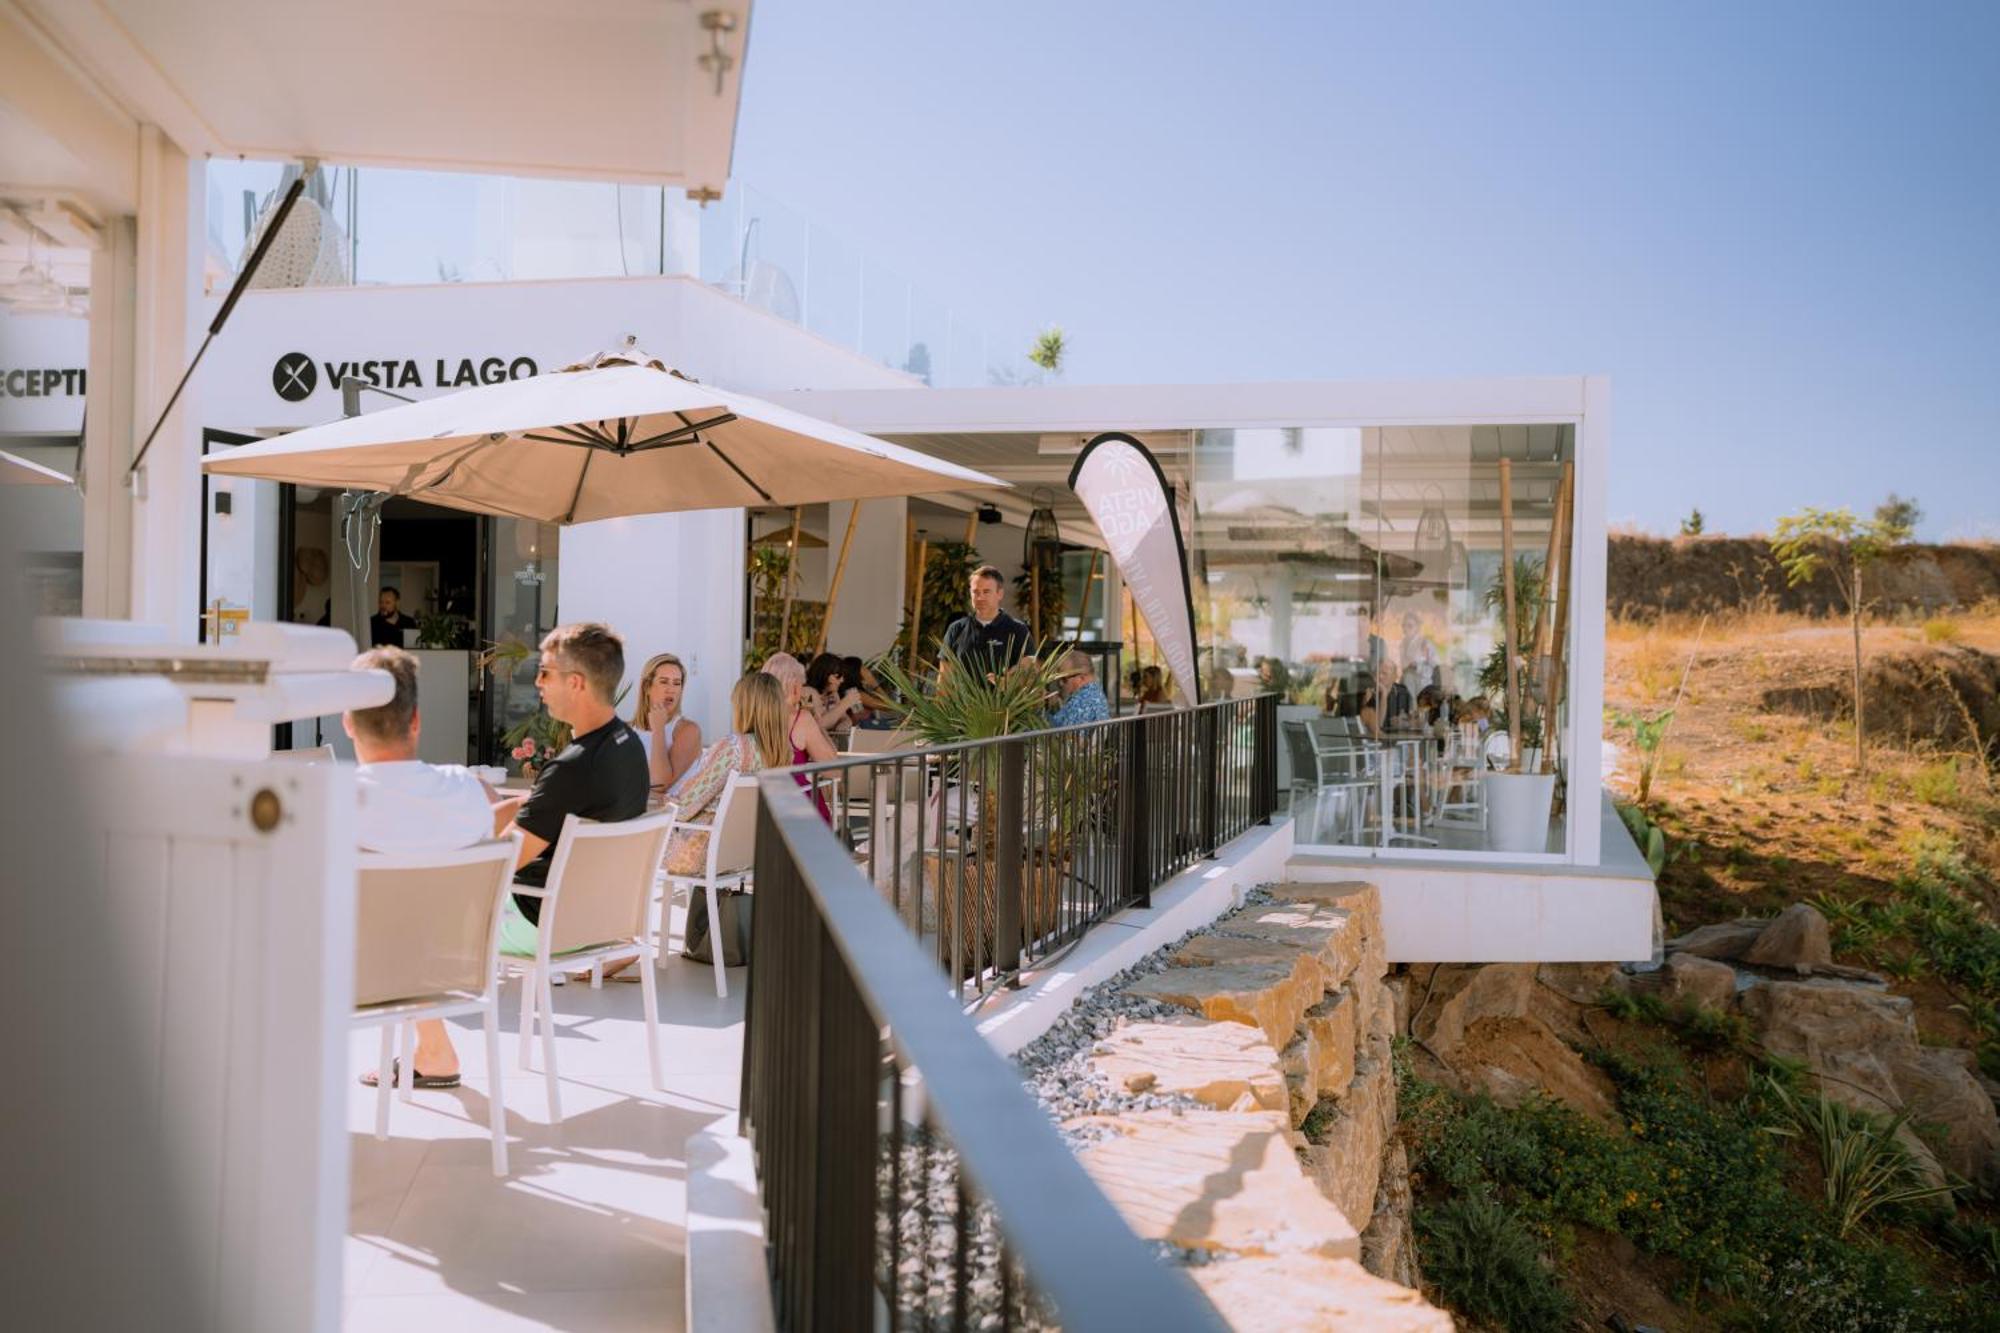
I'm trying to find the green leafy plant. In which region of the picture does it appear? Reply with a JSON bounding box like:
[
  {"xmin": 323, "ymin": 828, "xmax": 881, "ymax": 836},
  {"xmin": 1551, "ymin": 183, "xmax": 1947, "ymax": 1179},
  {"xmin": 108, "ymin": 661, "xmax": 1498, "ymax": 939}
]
[
  {"xmin": 415, "ymin": 611, "xmax": 471, "ymax": 649},
  {"xmin": 745, "ymin": 545, "xmax": 825, "ymax": 668},
  {"xmin": 1680, "ymin": 507, "xmax": 1706, "ymax": 536},
  {"xmin": 1416, "ymin": 1190, "xmax": 1573, "ymax": 1333},
  {"xmin": 1760, "ymin": 1075, "xmax": 1959, "ymax": 1237},
  {"xmin": 1615, "ymin": 801, "xmax": 1677, "ymax": 877}
]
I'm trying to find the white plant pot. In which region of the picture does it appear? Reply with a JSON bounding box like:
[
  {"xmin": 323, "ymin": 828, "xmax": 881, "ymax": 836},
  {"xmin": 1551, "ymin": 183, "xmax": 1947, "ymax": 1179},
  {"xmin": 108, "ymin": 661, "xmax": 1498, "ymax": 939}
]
[{"xmin": 1483, "ymin": 771, "xmax": 1556, "ymax": 853}]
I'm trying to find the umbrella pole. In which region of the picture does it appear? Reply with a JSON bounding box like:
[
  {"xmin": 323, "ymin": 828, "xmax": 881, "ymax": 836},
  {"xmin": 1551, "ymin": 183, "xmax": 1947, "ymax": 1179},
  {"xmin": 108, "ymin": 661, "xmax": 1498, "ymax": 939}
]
[
  {"xmin": 1499, "ymin": 458, "xmax": 1520, "ymax": 773},
  {"xmin": 908, "ymin": 538, "xmax": 930, "ymax": 671},
  {"xmin": 778, "ymin": 506, "xmax": 801, "ymax": 654},
  {"xmin": 818, "ymin": 501, "xmax": 861, "ymax": 655},
  {"xmin": 963, "ymin": 511, "xmax": 978, "ymax": 546}
]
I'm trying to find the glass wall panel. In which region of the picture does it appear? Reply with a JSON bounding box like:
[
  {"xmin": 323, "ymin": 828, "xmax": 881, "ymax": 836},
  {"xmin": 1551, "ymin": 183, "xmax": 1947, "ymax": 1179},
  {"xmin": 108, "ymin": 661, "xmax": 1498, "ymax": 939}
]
[{"xmin": 1191, "ymin": 423, "xmax": 1575, "ymax": 859}]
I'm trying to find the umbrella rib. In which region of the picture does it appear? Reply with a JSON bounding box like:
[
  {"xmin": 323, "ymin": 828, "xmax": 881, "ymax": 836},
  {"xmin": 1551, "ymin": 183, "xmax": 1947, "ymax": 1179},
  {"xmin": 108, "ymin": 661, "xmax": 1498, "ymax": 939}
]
[
  {"xmin": 561, "ymin": 445, "xmax": 596, "ymax": 524},
  {"xmin": 704, "ymin": 440, "xmax": 771, "ymax": 504},
  {"xmin": 624, "ymin": 411, "xmax": 738, "ymax": 451}
]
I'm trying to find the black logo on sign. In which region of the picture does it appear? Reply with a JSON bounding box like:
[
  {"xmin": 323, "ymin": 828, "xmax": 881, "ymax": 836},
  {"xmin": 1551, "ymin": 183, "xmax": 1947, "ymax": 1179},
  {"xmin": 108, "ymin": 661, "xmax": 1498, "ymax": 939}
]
[{"xmin": 273, "ymin": 353, "xmax": 317, "ymax": 402}]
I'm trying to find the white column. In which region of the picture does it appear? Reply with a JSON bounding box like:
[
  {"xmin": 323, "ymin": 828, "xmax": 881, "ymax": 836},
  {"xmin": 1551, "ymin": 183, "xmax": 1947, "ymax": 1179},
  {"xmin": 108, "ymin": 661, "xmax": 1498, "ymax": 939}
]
[
  {"xmin": 822, "ymin": 497, "xmax": 906, "ymax": 657},
  {"xmin": 1567, "ymin": 377, "xmax": 1611, "ymax": 867},
  {"xmin": 126, "ymin": 125, "xmax": 206, "ymax": 639},
  {"xmin": 1268, "ymin": 564, "xmax": 1295, "ymax": 664},
  {"xmin": 560, "ymin": 508, "xmax": 748, "ymax": 742},
  {"xmin": 82, "ymin": 217, "xmax": 138, "ymax": 618}
]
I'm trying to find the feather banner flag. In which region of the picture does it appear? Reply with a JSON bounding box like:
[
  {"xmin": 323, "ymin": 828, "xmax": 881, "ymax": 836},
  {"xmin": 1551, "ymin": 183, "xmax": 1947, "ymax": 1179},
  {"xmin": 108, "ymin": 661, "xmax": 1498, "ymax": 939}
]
[{"xmin": 1068, "ymin": 432, "xmax": 1200, "ymax": 706}]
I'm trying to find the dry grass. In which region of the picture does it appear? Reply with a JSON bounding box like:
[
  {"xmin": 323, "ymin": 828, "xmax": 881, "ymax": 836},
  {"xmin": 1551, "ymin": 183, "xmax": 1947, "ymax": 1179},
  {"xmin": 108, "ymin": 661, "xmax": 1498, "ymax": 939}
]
[{"xmin": 1605, "ymin": 610, "xmax": 2000, "ymax": 1050}]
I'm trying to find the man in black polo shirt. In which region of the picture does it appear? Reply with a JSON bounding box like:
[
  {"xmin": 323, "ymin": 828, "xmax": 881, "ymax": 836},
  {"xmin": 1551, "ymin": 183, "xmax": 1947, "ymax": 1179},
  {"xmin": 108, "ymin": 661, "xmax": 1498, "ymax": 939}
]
[
  {"xmin": 501, "ymin": 623, "xmax": 650, "ymax": 949},
  {"xmin": 941, "ymin": 564, "xmax": 1035, "ymax": 673}
]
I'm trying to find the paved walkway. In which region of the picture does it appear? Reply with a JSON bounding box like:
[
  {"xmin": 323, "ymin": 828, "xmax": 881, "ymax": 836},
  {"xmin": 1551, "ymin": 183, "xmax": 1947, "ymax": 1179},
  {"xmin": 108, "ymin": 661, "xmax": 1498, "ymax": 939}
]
[{"xmin": 343, "ymin": 952, "xmax": 745, "ymax": 1332}]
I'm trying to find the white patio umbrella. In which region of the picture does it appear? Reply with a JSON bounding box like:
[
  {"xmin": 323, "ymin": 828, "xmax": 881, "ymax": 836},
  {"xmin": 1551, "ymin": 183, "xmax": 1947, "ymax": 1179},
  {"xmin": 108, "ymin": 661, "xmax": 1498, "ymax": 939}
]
[
  {"xmin": 202, "ymin": 346, "xmax": 1005, "ymax": 522},
  {"xmin": 1, "ymin": 449, "xmax": 73, "ymax": 486}
]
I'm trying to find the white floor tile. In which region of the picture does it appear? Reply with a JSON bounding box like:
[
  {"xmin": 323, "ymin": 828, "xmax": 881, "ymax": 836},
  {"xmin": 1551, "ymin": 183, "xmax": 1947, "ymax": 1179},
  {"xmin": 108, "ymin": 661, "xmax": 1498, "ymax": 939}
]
[{"xmin": 344, "ymin": 951, "xmax": 740, "ymax": 1329}]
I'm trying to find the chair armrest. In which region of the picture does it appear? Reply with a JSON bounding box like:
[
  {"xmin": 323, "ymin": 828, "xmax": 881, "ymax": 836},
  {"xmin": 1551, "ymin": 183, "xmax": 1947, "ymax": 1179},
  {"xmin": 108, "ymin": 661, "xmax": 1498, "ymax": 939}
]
[{"xmin": 509, "ymin": 885, "xmax": 550, "ymax": 899}]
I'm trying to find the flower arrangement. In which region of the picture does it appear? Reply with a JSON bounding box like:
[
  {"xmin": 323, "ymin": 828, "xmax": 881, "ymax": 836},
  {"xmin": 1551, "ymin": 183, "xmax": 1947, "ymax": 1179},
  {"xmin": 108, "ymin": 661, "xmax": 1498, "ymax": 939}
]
[{"xmin": 504, "ymin": 710, "xmax": 570, "ymax": 779}]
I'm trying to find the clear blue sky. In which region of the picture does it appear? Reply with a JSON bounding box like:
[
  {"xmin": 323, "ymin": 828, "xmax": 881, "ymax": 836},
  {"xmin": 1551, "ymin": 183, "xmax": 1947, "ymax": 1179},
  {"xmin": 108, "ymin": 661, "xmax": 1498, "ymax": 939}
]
[{"xmin": 730, "ymin": 1, "xmax": 2000, "ymax": 542}]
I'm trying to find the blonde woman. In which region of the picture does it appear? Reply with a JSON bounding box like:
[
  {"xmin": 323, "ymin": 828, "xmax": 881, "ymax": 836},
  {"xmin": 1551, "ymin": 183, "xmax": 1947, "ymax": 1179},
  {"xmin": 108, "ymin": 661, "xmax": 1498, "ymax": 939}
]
[
  {"xmin": 632, "ymin": 651, "xmax": 703, "ymax": 795},
  {"xmin": 662, "ymin": 672, "xmax": 789, "ymax": 874},
  {"xmin": 762, "ymin": 651, "xmax": 837, "ymax": 821}
]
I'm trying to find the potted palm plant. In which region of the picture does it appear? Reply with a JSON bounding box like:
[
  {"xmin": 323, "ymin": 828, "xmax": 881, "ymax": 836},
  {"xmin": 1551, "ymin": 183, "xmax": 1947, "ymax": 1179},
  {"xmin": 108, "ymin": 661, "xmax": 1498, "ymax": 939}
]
[{"xmin": 871, "ymin": 644, "xmax": 1076, "ymax": 970}]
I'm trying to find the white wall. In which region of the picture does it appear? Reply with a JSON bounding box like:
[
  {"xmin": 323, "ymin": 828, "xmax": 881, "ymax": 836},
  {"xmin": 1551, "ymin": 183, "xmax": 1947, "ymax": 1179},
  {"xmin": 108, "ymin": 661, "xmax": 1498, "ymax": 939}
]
[
  {"xmin": 822, "ymin": 497, "xmax": 906, "ymax": 658},
  {"xmin": 560, "ymin": 508, "xmax": 746, "ymax": 745}
]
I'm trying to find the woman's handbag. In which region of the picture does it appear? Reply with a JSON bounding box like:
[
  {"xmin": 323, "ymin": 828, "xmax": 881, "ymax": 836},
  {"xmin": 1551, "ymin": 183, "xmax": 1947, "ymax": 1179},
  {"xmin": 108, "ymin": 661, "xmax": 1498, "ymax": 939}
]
[{"xmin": 683, "ymin": 887, "xmax": 752, "ymax": 966}]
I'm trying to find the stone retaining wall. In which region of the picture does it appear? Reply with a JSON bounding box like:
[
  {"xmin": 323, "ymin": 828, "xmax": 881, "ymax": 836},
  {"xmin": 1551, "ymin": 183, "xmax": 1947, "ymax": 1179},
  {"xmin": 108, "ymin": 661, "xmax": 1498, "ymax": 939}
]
[{"xmin": 1069, "ymin": 881, "xmax": 1450, "ymax": 1331}]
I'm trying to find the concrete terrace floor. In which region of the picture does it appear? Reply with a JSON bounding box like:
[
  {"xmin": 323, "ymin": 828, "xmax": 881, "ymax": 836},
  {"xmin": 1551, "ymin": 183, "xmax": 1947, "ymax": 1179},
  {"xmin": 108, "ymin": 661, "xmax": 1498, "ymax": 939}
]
[{"xmin": 343, "ymin": 938, "xmax": 745, "ymax": 1333}]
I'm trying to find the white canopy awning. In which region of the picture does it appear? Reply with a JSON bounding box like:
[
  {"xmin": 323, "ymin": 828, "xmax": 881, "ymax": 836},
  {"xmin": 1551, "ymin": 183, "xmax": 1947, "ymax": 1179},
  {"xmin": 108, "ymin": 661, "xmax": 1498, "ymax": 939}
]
[{"xmin": 9, "ymin": 1, "xmax": 750, "ymax": 195}]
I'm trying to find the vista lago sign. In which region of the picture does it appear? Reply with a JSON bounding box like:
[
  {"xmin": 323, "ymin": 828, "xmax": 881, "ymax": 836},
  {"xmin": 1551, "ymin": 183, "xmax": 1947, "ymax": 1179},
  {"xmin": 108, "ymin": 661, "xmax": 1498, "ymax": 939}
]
[{"xmin": 272, "ymin": 351, "xmax": 539, "ymax": 403}]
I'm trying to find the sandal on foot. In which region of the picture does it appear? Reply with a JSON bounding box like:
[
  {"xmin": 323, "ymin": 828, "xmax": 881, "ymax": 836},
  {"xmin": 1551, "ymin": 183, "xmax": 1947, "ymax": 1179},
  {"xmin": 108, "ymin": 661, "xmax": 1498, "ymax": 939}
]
[{"xmin": 360, "ymin": 1058, "xmax": 460, "ymax": 1090}]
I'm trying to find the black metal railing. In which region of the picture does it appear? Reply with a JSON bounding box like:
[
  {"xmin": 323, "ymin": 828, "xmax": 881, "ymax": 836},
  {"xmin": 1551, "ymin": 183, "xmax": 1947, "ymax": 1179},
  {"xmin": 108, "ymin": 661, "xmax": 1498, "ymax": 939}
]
[
  {"xmin": 742, "ymin": 780, "xmax": 1229, "ymax": 1332},
  {"xmin": 790, "ymin": 694, "xmax": 1277, "ymax": 999}
]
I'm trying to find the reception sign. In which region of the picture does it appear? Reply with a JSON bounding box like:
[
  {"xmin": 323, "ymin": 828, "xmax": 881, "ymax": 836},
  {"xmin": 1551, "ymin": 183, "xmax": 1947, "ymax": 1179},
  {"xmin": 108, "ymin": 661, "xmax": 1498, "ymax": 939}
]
[{"xmin": 1069, "ymin": 432, "xmax": 1200, "ymax": 706}]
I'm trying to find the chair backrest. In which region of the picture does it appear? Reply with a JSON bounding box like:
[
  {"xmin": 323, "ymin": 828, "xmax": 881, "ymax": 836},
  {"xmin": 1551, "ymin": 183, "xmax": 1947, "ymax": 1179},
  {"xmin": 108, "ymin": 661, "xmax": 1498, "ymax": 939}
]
[
  {"xmin": 1281, "ymin": 720, "xmax": 1318, "ymax": 780},
  {"xmin": 843, "ymin": 727, "xmax": 912, "ymax": 756},
  {"xmin": 543, "ymin": 809, "xmax": 677, "ymax": 957},
  {"xmin": 275, "ymin": 744, "xmax": 336, "ymax": 764},
  {"xmin": 354, "ymin": 836, "xmax": 520, "ymax": 1007},
  {"xmin": 706, "ymin": 776, "xmax": 762, "ymax": 878}
]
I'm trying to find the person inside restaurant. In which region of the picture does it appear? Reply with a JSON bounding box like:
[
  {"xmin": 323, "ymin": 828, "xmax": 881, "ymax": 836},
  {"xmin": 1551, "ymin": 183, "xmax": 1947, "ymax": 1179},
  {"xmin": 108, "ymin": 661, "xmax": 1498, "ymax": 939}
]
[
  {"xmin": 941, "ymin": 564, "xmax": 1034, "ymax": 673},
  {"xmin": 369, "ymin": 586, "xmax": 414, "ymax": 647}
]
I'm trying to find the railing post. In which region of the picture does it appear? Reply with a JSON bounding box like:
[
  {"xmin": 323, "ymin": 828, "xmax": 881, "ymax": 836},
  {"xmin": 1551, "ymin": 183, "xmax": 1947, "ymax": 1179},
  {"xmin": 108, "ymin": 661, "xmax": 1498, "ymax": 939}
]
[
  {"xmin": 1199, "ymin": 704, "xmax": 1220, "ymax": 856},
  {"xmin": 1123, "ymin": 717, "xmax": 1151, "ymax": 909},
  {"xmin": 1253, "ymin": 694, "xmax": 1276, "ymax": 823},
  {"xmin": 995, "ymin": 741, "xmax": 1025, "ymax": 981}
]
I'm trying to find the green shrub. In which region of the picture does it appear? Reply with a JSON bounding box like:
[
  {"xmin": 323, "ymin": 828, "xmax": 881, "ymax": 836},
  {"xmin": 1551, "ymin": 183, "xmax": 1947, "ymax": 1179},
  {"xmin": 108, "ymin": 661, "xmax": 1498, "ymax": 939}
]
[
  {"xmin": 1923, "ymin": 617, "xmax": 1962, "ymax": 643},
  {"xmin": 1762, "ymin": 1076, "xmax": 1959, "ymax": 1236},
  {"xmin": 1399, "ymin": 1047, "xmax": 1984, "ymax": 1327},
  {"xmin": 1911, "ymin": 760, "xmax": 1963, "ymax": 808},
  {"xmin": 1416, "ymin": 1191, "xmax": 1573, "ymax": 1333}
]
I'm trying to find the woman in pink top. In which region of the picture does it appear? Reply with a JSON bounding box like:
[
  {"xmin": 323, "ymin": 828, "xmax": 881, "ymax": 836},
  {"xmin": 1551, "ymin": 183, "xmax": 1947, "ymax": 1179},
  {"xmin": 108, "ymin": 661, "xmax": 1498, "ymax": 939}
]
[{"xmin": 762, "ymin": 652, "xmax": 837, "ymax": 821}]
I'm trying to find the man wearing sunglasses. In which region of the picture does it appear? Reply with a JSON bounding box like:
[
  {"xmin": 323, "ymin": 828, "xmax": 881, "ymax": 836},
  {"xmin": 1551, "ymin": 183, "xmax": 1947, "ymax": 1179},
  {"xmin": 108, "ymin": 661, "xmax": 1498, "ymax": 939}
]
[
  {"xmin": 1048, "ymin": 649, "xmax": 1111, "ymax": 727},
  {"xmin": 496, "ymin": 623, "xmax": 650, "ymax": 954}
]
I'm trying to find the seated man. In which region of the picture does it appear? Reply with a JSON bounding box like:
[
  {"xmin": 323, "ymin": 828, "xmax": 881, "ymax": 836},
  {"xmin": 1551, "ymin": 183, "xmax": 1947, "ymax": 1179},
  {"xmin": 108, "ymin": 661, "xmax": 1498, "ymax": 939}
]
[
  {"xmin": 347, "ymin": 646, "xmax": 514, "ymax": 1089},
  {"xmin": 498, "ymin": 622, "xmax": 651, "ymax": 961},
  {"xmin": 1049, "ymin": 649, "xmax": 1111, "ymax": 727}
]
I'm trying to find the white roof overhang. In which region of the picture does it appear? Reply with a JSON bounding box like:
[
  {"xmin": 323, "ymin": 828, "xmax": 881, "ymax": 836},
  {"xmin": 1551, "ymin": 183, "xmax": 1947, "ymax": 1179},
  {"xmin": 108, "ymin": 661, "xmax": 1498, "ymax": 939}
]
[{"xmin": 6, "ymin": 1, "xmax": 749, "ymax": 197}]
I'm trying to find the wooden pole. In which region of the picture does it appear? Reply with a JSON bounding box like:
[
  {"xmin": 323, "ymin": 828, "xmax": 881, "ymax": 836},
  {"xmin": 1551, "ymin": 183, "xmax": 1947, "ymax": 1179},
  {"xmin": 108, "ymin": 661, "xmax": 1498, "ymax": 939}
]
[
  {"xmin": 817, "ymin": 501, "xmax": 862, "ymax": 655},
  {"xmin": 1030, "ymin": 559, "xmax": 1042, "ymax": 642},
  {"xmin": 963, "ymin": 510, "xmax": 978, "ymax": 546},
  {"xmin": 1541, "ymin": 463, "xmax": 1577, "ymax": 775},
  {"xmin": 1081, "ymin": 549, "xmax": 1102, "ymax": 634},
  {"xmin": 1498, "ymin": 458, "xmax": 1521, "ymax": 773},
  {"xmin": 908, "ymin": 538, "xmax": 929, "ymax": 671},
  {"xmin": 777, "ymin": 506, "xmax": 802, "ymax": 653}
]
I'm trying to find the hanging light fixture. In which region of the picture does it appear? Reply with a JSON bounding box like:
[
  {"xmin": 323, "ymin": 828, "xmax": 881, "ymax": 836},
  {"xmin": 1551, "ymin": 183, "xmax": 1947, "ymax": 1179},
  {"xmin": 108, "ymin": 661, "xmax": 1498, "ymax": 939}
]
[
  {"xmin": 1022, "ymin": 488, "xmax": 1061, "ymax": 563},
  {"xmin": 1414, "ymin": 483, "xmax": 1452, "ymax": 556}
]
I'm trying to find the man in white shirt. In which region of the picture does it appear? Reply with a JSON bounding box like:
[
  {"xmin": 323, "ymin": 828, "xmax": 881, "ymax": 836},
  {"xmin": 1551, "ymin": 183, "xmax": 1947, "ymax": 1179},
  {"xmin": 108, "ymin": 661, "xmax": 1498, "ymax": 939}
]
[{"xmin": 347, "ymin": 646, "xmax": 514, "ymax": 1089}]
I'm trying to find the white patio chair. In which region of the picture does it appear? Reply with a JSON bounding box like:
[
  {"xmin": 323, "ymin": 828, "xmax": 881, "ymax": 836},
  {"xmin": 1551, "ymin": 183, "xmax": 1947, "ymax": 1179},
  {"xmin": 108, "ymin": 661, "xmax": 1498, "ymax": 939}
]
[
  {"xmin": 1435, "ymin": 726, "xmax": 1487, "ymax": 828},
  {"xmin": 352, "ymin": 833, "xmax": 522, "ymax": 1176},
  {"xmin": 655, "ymin": 775, "xmax": 760, "ymax": 999},
  {"xmin": 503, "ymin": 809, "xmax": 676, "ymax": 1125}
]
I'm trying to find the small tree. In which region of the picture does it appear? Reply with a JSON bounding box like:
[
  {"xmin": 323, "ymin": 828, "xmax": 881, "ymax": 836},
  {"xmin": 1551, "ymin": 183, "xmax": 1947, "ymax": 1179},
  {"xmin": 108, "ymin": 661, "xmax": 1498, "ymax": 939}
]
[
  {"xmin": 1679, "ymin": 508, "xmax": 1706, "ymax": 536},
  {"xmin": 1875, "ymin": 492, "xmax": 1922, "ymax": 544},
  {"xmin": 1769, "ymin": 507, "xmax": 1902, "ymax": 775},
  {"xmin": 1027, "ymin": 326, "xmax": 1067, "ymax": 376}
]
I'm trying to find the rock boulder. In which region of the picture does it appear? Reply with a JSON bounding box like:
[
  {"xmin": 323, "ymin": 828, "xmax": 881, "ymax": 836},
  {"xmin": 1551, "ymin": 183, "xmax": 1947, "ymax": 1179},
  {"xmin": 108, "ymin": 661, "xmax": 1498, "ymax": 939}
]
[
  {"xmin": 1665, "ymin": 919, "xmax": 1769, "ymax": 961},
  {"xmin": 1743, "ymin": 903, "xmax": 1834, "ymax": 972}
]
